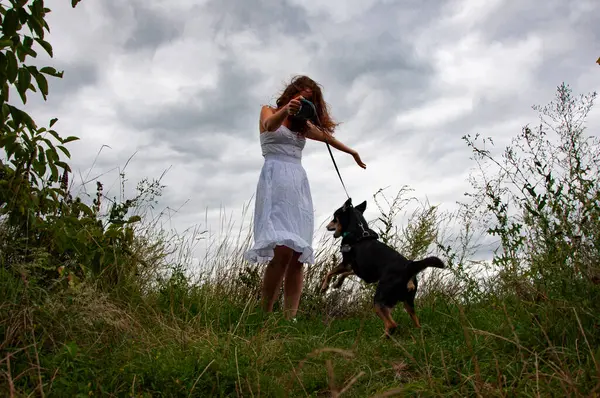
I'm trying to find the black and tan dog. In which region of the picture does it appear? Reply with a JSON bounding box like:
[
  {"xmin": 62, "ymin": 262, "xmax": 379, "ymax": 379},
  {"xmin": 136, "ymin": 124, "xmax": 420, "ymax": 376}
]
[{"xmin": 321, "ymin": 198, "xmax": 445, "ymax": 336}]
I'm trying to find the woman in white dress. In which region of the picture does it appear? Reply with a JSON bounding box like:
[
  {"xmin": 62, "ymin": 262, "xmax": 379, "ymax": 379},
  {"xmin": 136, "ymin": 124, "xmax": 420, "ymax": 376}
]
[{"xmin": 244, "ymin": 75, "xmax": 366, "ymax": 319}]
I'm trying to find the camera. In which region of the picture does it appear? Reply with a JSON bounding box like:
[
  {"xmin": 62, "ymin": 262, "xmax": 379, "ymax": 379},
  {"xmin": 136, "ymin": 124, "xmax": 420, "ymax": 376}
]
[{"xmin": 293, "ymin": 98, "xmax": 319, "ymax": 125}]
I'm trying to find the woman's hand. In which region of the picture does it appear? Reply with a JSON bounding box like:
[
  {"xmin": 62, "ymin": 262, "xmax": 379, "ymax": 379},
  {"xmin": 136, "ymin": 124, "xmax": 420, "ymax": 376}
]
[
  {"xmin": 286, "ymin": 96, "xmax": 303, "ymax": 116},
  {"xmin": 351, "ymin": 150, "xmax": 366, "ymax": 169}
]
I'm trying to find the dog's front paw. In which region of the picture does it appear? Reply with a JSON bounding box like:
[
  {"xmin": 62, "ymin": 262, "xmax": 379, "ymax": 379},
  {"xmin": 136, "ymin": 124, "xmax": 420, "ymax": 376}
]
[
  {"xmin": 320, "ymin": 282, "xmax": 329, "ymax": 293},
  {"xmin": 407, "ymin": 279, "xmax": 415, "ymax": 291},
  {"xmin": 384, "ymin": 326, "xmax": 397, "ymax": 339}
]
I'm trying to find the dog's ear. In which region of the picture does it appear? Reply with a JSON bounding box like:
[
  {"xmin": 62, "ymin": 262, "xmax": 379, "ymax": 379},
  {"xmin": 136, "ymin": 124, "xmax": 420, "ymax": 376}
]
[
  {"xmin": 343, "ymin": 197, "xmax": 352, "ymax": 211},
  {"xmin": 356, "ymin": 201, "xmax": 367, "ymax": 213}
]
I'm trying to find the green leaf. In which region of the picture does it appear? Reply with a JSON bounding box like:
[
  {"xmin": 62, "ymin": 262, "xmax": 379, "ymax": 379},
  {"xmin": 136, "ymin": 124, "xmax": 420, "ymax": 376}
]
[
  {"xmin": 57, "ymin": 145, "xmax": 71, "ymax": 157},
  {"xmin": 34, "ymin": 38, "xmax": 52, "ymax": 56},
  {"xmin": 40, "ymin": 66, "xmax": 63, "ymax": 78},
  {"xmin": 29, "ymin": 0, "xmax": 45, "ymax": 19},
  {"xmin": 2, "ymin": 9, "xmax": 19, "ymax": 36},
  {"xmin": 49, "ymin": 162, "xmax": 58, "ymax": 182},
  {"xmin": 0, "ymin": 38, "xmax": 13, "ymax": 49},
  {"xmin": 28, "ymin": 170, "xmax": 39, "ymax": 186},
  {"xmin": 55, "ymin": 161, "xmax": 71, "ymax": 173},
  {"xmin": 2, "ymin": 81, "xmax": 9, "ymax": 102},
  {"xmin": 17, "ymin": 36, "xmax": 38, "ymax": 62},
  {"xmin": 47, "ymin": 130, "xmax": 60, "ymax": 141},
  {"xmin": 27, "ymin": 14, "xmax": 45, "ymax": 39},
  {"xmin": 0, "ymin": 52, "xmax": 6, "ymax": 75},
  {"xmin": 537, "ymin": 199, "xmax": 546, "ymax": 211},
  {"xmin": 41, "ymin": 137, "xmax": 56, "ymax": 150},
  {"xmin": 80, "ymin": 205, "xmax": 94, "ymax": 217},
  {"xmin": 32, "ymin": 68, "xmax": 48, "ymax": 99},
  {"xmin": 62, "ymin": 136, "xmax": 80, "ymax": 143},
  {"xmin": 44, "ymin": 148, "xmax": 56, "ymax": 164},
  {"xmin": 65, "ymin": 341, "xmax": 79, "ymax": 358},
  {"xmin": 17, "ymin": 67, "xmax": 32, "ymax": 103},
  {"xmin": 34, "ymin": 152, "xmax": 46, "ymax": 176},
  {"xmin": 71, "ymin": 0, "xmax": 83, "ymax": 8},
  {"xmin": 6, "ymin": 50, "xmax": 18, "ymax": 82},
  {"xmin": 9, "ymin": 105, "xmax": 23, "ymax": 127},
  {"xmin": 19, "ymin": 109, "xmax": 36, "ymax": 130},
  {"xmin": 127, "ymin": 215, "xmax": 142, "ymax": 224},
  {"xmin": 23, "ymin": 35, "xmax": 33, "ymax": 48},
  {"xmin": 17, "ymin": 6, "xmax": 29, "ymax": 25},
  {"xmin": 2, "ymin": 103, "xmax": 11, "ymax": 119},
  {"xmin": 49, "ymin": 118, "xmax": 58, "ymax": 127}
]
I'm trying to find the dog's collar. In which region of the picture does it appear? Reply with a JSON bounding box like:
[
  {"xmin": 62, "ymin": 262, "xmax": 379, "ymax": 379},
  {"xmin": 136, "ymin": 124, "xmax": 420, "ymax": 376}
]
[{"xmin": 341, "ymin": 230, "xmax": 379, "ymax": 245}]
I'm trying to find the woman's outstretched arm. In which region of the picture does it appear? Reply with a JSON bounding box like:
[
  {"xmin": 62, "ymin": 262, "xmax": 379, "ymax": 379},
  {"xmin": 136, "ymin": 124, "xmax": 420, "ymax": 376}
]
[{"xmin": 305, "ymin": 123, "xmax": 366, "ymax": 169}]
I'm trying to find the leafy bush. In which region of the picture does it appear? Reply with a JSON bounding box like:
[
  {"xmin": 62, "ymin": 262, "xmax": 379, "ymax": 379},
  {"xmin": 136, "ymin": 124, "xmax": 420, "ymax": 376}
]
[
  {"xmin": 0, "ymin": 0, "xmax": 169, "ymax": 294},
  {"xmin": 463, "ymin": 83, "xmax": 600, "ymax": 301}
]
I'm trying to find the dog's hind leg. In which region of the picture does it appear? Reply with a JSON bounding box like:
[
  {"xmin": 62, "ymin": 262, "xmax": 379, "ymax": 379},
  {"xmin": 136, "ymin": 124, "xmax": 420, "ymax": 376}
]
[
  {"xmin": 374, "ymin": 303, "xmax": 398, "ymax": 337},
  {"xmin": 374, "ymin": 281, "xmax": 400, "ymax": 337},
  {"xmin": 403, "ymin": 300, "xmax": 421, "ymax": 329}
]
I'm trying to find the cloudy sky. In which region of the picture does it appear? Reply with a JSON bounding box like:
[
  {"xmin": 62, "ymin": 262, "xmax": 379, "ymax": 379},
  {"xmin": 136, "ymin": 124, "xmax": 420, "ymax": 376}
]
[{"xmin": 24, "ymin": 0, "xmax": 600, "ymax": 265}]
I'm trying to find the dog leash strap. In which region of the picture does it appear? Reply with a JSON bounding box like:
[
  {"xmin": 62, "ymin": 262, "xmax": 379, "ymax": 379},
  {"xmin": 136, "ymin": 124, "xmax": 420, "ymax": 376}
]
[
  {"xmin": 307, "ymin": 103, "xmax": 350, "ymax": 199},
  {"xmin": 324, "ymin": 138, "xmax": 350, "ymax": 199}
]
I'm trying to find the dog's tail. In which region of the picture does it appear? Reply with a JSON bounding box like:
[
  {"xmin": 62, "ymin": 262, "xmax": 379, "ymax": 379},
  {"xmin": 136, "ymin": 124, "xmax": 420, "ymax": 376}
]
[{"xmin": 408, "ymin": 256, "xmax": 445, "ymax": 277}]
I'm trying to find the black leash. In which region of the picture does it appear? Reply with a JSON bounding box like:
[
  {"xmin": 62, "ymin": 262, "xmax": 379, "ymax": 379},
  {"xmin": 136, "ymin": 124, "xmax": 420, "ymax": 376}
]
[
  {"xmin": 299, "ymin": 99, "xmax": 350, "ymax": 199},
  {"xmin": 324, "ymin": 136, "xmax": 350, "ymax": 199}
]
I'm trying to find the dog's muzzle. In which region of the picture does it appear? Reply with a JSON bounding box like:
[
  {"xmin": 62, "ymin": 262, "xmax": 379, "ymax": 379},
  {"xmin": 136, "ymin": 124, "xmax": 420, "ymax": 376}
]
[{"xmin": 326, "ymin": 220, "xmax": 337, "ymax": 231}]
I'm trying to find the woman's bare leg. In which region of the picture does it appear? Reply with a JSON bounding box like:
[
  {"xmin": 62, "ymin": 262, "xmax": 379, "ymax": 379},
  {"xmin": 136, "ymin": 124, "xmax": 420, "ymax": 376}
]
[
  {"xmin": 262, "ymin": 245, "xmax": 293, "ymax": 312},
  {"xmin": 283, "ymin": 252, "xmax": 303, "ymax": 319}
]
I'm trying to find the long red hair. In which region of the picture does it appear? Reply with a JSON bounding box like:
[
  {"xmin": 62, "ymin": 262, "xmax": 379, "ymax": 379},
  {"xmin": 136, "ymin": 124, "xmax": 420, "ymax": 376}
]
[{"xmin": 275, "ymin": 75, "xmax": 339, "ymax": 135}]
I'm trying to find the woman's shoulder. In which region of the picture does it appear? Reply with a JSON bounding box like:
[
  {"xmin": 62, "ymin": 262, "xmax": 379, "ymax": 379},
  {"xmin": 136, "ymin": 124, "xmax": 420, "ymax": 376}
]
[
  {"xmin": 261, "ymin": 104, "xmax": 277, "ymax": 111},
  {"xmin": 259, "ymin": 104, "xmax": 277, "ymax": 118},
  {"xmin": 259, "ymin": 105, "xmax": 280, "ymax": 134}
]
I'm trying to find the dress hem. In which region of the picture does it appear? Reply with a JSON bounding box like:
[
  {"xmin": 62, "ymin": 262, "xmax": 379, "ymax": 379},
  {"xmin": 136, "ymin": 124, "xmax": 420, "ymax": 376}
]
[{"xmin": 244, "ymin": 237, "xmax": 315, "ymax": 265}]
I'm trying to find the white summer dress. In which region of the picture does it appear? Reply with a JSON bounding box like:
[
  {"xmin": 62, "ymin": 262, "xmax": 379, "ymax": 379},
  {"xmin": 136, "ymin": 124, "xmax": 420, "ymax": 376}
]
[{"xmin": 244, "ymin": 124, "xmax": 315, "ymax": 265}]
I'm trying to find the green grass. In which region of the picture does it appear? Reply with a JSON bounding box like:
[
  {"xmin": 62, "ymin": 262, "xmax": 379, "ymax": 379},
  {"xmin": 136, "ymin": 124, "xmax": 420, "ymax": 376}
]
[{"xmin": 2, "ymin": 268, "xmax": 598, "ymax": 397}]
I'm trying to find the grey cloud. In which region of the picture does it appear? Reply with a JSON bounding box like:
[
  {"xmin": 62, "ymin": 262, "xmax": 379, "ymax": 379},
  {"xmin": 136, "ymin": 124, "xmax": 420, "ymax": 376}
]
[
  {"xmin": 123, "ymin": 5, "xmax": 182, "ymax": 51},
  {"xmin": 82, "ymin": 138, "xmax": 264, "ymax": 211},
  {"xmin": 437, "ymin": 96, "xmax": 528, "ymax": 140},
  {"xmin": 380, "ymin": 95, "xmax": 534, "ymax": 171},
  {"xmin": 94, "ymin": 0, "xmax": 183, "ymax": 51},
  {"xmin": 322, "ymin": 32, "xmax": 430, "ymax": 88},
  {"xmin": 305, "ymin": 43, "xmax": 434, "ymax": 139},
  {"xmin": 51, "ymin": 62, "xmax": 99, "ymax": 96},
  {"xmin": 205, "ymin": 0, "xmax": 311, "ymax": 39},
  {"xmin": 480, "ymin": 1, "xmax": 599, "ymax": 43},
  {"xmin": 120, "ymin": 54, "xmax": 263, "ymax": 152},
  {"xmin": 305, "ymin": 2, "xmax": 442, "ymax": 127},
  {"xmin": 192, "ymin": 179, "xmax": 256, "ymax": 210},
  {"xmin": 163, "ymin": 166, "xmax": 259, "ymax": 211}
]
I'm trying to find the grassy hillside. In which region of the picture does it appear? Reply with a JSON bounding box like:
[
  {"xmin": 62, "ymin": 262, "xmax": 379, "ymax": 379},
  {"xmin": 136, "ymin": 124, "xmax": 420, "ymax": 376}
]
[
  {"xmin": 1, "ymin": 2, "xmax": 599, "ymax": 396},
  {"xmin": 1, "ymin": 251, "xmax": 599, "ymax": 397}
]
